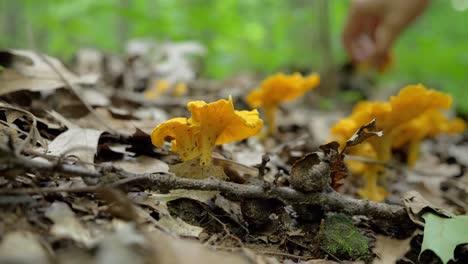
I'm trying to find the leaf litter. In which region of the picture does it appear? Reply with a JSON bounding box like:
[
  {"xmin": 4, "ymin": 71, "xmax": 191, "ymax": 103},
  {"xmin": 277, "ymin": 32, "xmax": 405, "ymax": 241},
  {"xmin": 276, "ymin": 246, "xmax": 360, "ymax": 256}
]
[{"xmin": 0, "ymin": 44, "xmax": 467, "ymax": 264}]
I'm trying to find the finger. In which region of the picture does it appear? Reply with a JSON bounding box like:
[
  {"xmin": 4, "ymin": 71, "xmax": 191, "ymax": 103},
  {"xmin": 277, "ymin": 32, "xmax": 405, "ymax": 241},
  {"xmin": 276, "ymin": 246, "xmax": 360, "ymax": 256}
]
[
  {"xmin": 342, "ymin": 12, "xmax": 365, "ymax": 56},
  {"xmin": 357, "ymin": 34, "xmax": 376, "ymax": 61},
  {"xmin": 373, "ymin": 19, "xmax": 403, "ymax": 66}
]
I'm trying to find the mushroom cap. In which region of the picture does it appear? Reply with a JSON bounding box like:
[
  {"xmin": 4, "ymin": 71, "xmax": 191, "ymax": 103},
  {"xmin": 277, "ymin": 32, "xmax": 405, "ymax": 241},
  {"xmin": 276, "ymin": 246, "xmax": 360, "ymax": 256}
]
[
  {"xmin": 188, "ymin": 96, "xmax": 263, "ymax": 145},
  {"xmin": 151, "ymin": 96, "xmax": 263, "ymax": 163},
  {"xmin": 331, "ymin": 84, "xmax": 454, "ymax": 141},
  {"xmin": 392, "ymin": 109, "xmax": 466, "ymax": 148},
  {"xmin": 246, "ymin": 73, "xmax": 320, "ymax": 109},
  {"xmin": 151, "ymin": 117, "xmax": 201, "ymax": 161},
  {"xmin": 386, "ymin": 84, "xmax": 452, "ymax": 130}
]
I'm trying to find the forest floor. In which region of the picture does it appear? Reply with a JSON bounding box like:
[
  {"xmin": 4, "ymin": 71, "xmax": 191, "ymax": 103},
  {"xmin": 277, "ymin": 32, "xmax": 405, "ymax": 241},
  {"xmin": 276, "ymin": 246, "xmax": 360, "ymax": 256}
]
[{"xmin": 0, "ymin": 44, "xmax": 467, "ymax": 264}]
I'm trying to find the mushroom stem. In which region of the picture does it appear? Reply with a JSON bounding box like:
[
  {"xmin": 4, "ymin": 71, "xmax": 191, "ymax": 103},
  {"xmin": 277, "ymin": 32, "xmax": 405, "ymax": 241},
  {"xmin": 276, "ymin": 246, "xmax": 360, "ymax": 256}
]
[
  {"xmin": 265, "ymin": 106, "xmax": 277, "ymax": 135},
  {"xmin": 359, "ymin": 135, "xmax": 393, "ymax": 202},
  {"xmin": 407, "ymin": 140, "xmax": 421, "ymax": 167},
  {"xmin": 199, "ymin": 130, "xmax": 217, "ymax": 166},
  {"xmin": 358, "ymin": 165, "xmax": 388, "ymax": 202}
]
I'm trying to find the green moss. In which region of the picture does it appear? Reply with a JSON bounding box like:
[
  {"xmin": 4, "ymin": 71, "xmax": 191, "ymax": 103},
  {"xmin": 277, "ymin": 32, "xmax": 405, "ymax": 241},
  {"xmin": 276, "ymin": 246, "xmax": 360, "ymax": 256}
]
[{"xmin": 319, "ymin": 214, "xmax": 371, "ymax": 262}]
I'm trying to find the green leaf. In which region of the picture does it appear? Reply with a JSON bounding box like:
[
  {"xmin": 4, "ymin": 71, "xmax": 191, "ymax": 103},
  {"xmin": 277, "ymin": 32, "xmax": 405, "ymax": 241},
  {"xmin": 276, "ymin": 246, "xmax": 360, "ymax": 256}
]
[{"xmin": 421, "ymin": 212, "xmax": 468, "ymax": 264}]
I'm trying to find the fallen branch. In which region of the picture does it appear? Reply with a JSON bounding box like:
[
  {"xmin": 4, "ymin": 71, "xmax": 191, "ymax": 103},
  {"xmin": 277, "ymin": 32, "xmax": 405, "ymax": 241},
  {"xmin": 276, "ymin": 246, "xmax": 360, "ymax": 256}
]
[{"xmin": 0, "ymin": 149, "xmax": 410, "ymax": 226}]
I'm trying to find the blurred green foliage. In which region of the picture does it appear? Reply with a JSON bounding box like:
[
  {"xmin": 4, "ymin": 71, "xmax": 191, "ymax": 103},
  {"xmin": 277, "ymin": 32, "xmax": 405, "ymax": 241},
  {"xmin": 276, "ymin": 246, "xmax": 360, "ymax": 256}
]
[{"xmin": 1, "ymin": 0, "xmax": 468, "ymax": 113}]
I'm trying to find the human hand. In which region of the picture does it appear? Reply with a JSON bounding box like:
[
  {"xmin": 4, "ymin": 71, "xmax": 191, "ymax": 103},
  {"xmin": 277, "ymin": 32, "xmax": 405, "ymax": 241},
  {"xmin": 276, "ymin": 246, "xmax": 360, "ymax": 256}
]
[{"xmin": 343, "ymin": 0, "xmax": 429, "ymax": 69}]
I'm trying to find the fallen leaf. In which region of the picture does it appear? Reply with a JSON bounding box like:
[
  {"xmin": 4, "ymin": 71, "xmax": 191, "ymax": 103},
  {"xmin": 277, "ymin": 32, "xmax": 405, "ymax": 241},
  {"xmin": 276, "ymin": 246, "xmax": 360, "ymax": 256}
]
[
  {"xmin": 147, "ymin": 229, "xmax": 249, "ymax": 264},
  {"xmin": 372, "ymin": 233, "xmax": 415, "ymax": 264},
  {"xmin": 143, "ymin": 189, "xmax": 219, "ymax": 237},
  {"xmin": 402, "ymin": 191, "xmax": 453, "ymax": 227},
  {"xmin": 320, "ymin": 141, "xmax": 348, "ymax": 190},
  {"xmin": 214, "ymin": 194, "xmax": 246, "ymax": 227},
  {"xmin": 96, "ymin": 220, "xmax": 146, "ymax": 264},
  {"xmin": 421, "ymin": 212, "xmax": 468, "ymax": 264},
  {"xmin": 158, "ymin": 216, "xmax": 204, "ymax": 237},
  {"xmin": 213, "ymin": 157, "xmax": 258, "ymax": 182},
  {"xmin": 344, "ymin": 119, "xmax": 383, "ymax": 149},
  {"xmin": 40, "ymin": 127, "xmax": 103, "ymax": 169},
  {"xmin": 77, "ymin": 107, "xmax": 155, "ymax": 134},
  {"xmin": 0, "ymin": 102, "xmax": 48, "ymax": 148},
  {"xmin": 114, "ymin": 156, "xmax": 169, "ymax": 174},
  {"xmin": 149, "ymin": 189, "xmax": 219, "ymax": 210},
  {"xmin": 290, "ymin": 152, "xmax": 330, "ymax": 192},
  {"xmin": 0, "ymin": 231, "xmax": 51, "ymax": 264},
  {"xmin": 81, "ymin": 87, "xmax": 110, "ymax": 107},
  {"xmin": 45, "ymin": 201, "xmax": 95, "ymax": 247},
  {"xmin": 0, "ymin": 49, "xmax": 97, "ymax": 95}
]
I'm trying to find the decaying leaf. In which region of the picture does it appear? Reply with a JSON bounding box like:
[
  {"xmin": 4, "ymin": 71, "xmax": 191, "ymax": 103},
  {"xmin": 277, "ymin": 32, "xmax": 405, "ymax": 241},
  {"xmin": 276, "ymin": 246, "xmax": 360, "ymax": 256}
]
[
  {"xmin": 213, "ymin": 157, "xmax": 258, "ymax": 182},
  {"xmin": 344, "ymin": 119, "xmax": 383, "ymax": 150},
  {"xmin": 45, "ymin": 201, "xmax": 95, "ymax": 247},
  {"xmin": 290, "ymin": 152, "xmax": 330, "ymax": 192},
  {"xmin": 38, "ymin": 127, "xmax": 103, "ymax": 169},
  {"xmin": 97, "ymin": 187, "xmax": 142, "ymax": 222},
  {"xmin": 77, "ymin": 107, "xmax": 157, "ymax": 134},
  {"xmin": 214, "ymin": 194, "xmax": 247, "ymax": 227},
  {"xmin": 114, "ymin": 156, "xmax": 169, "ymax": 174},
  {"xmin": 320, "ymin": 141, "xmax": 348, "ymax": 190},
  {"xmin": 0, "ymin": 102, "xmax": 48, "ymax": 149},
  {"xmin": 142, "ymin": 189, "xmax": 219, "ymax": 237},
  {"xmin": 402, "ymin": 191, "xmax": 453, "ymax": 226},
  {"xmin": 96, "ymin": 221, "xmax": 146, "ymax": 264},
  {"xmin": 421, "ymin": 212, "xmax": 468, "ymax": 264},
  {"xmin": 0, "ymin": 231, "xmax": 51, "ymax": 264},
  {"xmin": 372, "ymin": 233, "xmax": 415, "ymax": 264},
  {"xmin": 147, "ymin": 229, "xmax": 249, "ymax": 264},
  {"xmin": 0, "ymin": 49, "xmax": 98, "ymax": 95},
  {"xmin": 158, "ymin": 216, "xmax": 205, "ymax": 237}
]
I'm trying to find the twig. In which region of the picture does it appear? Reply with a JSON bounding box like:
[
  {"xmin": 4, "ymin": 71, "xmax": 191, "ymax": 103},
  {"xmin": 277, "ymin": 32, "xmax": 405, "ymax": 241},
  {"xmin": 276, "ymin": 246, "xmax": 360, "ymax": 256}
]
[
  {"xmin": 256, "ymin": 154, "xmax": 270, "ymax": 178},
  {"xmin": 0, "ymin": 104, "xmax": 44, "ymax": 155},
  {"xmin": 205, "ymin": 210, "xmax": 244, "ymax": 247},
  {"xmin": 0, "ymin": 149, "xmax": 410, "ymax": 224}
]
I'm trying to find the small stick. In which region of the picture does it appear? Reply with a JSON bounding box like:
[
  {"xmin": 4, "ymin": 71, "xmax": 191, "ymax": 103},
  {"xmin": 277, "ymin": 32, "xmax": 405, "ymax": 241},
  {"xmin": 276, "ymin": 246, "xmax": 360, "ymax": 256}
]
[{"xmin": 0, "ymin": 148, "xmax": 410, "ymax": 223}]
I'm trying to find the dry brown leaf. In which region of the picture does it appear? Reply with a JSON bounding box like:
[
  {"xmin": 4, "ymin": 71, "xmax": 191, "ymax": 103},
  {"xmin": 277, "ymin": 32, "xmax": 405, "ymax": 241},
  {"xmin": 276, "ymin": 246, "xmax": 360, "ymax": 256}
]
[
  {"xmin": 114, "ymin": 156, "xmax": 169, "ymax": 174},
  {"xmin": 142, "ymin": 189, "xmax": 219, "ymax": 237},
  {"xmin": 372, "ymin": 233, "xmax": 415, "ymax": 264},
  {"xmin": 147, "ymin": 229, "xmax": 249, "ymax": 264},
  {"xmin": 214, "ymin": 194, "xmax": 246, "ymax": 226},
  {"xmin": 344, "ymin": 119, "xmax": 383, "ymax": 149},
  {"xmin": 320, "ymin": 141, "xmax": 348, "ymax": 190},
  {"xmin": 38, "ymin": 127, "xmax": 103, "ymax": 169},
  {"xmin": 0, "ymin": 102, "xmax": 48, "ymax": 148},
  {"xmin": 95, "ymin": 220, "xmax": 146, "ymax": 264},
  {"xmin": 402, "ymin": 191, "xmax": 453, "ymax": 226},
  {"xmin": 0, "ymin": 50, "xmax": 97, "ymax": 95},
  {"xmin": 77, "ymin": 107, "xmax": 156, "ymax": 134},
  {"xmin": 290, "ymin": 152, "xmax": 330, "ymax": 192},
  {"xmin": 213, "ymin": 157, "xmax": 258, "ymax": 182},
  {"xmin": 0, "ymin": 231, "xmax": 51, "ymax": 264},
  {"xmin": 45, "ymin": 202, "xmax": 95, "ymax": 247}
]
